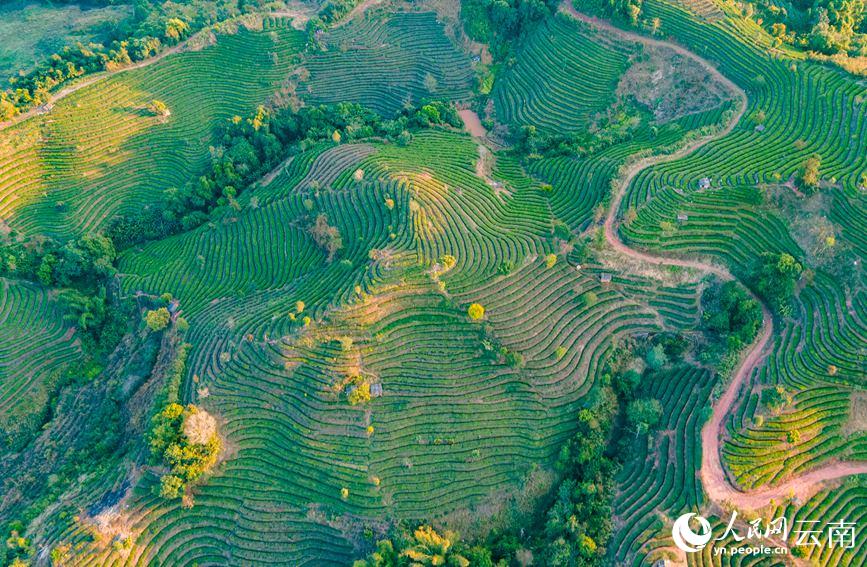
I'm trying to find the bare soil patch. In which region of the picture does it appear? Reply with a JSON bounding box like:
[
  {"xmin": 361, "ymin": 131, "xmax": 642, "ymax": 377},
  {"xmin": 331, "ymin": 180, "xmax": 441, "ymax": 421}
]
[
  {"xmin": 617, "ymin": 46, "xmax": 731, "ymax": 123},
  {"xmin": 844, "ymin": 391, "xmax": 867, "ymax": 436},
  {"xmin": 459, "ymin": 108, "xmax": 487, "ymax": 138}
]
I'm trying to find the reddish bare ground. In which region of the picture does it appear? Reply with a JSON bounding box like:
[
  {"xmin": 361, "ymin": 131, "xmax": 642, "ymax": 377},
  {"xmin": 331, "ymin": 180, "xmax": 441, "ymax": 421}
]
[{"xmin": 459, "ymin": 109, "xmax": 487, "ymax": 138}]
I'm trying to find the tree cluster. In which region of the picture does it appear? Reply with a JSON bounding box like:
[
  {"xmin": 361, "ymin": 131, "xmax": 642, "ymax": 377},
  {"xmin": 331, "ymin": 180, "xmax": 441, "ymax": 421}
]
[
  {"xmin": 700, "ymin": 280, "xmax": 763, "ymax": 372},
  {"xmin": 582, "ymin": 0, "xmax": 646, "ymax": 26},
  {"xmin": 461, "ymin": 0, "xmax": 559, "ymax": 58},
  {"xmin": 750, "ymin": 252, "xmax": 803, "ymax": 318},
  {"xmin": 354, "ymin": 525, "xmax": 492, "ymax": 567},
  {"xmin": 753, "ymin": 0, "xmax": 866, "ymax": 57},
  {"xmin": 0, "ymin": 233, "xmax": 115, "ymax": 288},
  {"xmin": 516, "ymin": 106, "xmax": 642, "ymax": 158},
  {"xmin": 149, "ymin": 403, "xmax": 221, "ymax": 499},
  {"xmin": 0, "ymin": 232, "xmax": 128, "ymax": 353}
]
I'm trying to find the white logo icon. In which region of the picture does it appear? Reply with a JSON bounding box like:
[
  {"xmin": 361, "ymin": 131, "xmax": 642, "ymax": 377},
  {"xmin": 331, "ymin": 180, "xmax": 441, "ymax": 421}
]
[{"xmin": 672, "ymin": 513, "xmax": 713, "ymax": 552}]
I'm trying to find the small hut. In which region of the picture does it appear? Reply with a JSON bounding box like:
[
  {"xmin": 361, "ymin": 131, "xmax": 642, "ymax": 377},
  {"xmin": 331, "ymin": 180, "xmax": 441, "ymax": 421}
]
[
  {"xmin": 370, "ymin": 383, "xmax": 383, "ymax": 398},
  {"xmin": 676, "ymin": 213, "xmax": 688, "ymax": 224},
  {"xmin": 698, "ymin": 177, "xmax": 711, "ymax": 189},
  {"xmin": 600, "ymin": 273, "xmax": 612, "ymax": 284}
]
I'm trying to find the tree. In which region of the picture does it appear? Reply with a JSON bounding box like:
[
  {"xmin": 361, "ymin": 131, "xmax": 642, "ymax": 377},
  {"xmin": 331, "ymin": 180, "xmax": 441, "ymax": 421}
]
[
  {"xmin": 159, "ymin": 474, "xmax": 184, "ymax": 498},
  {"xmin": 467, "ymin": 303, "xmax": 485, "ymax": 320},
  {"xmin": 348, "ymin": 383, "xmax": 370, "ymax": 405},
  {"xmin": 149, "ymin": 99, "xmax": 170, "ymax": 117},
  {"xmin": 146, "ymin": 307, "xmax": 171, "ymax": 331},
  {"xmin": 626, "ymin": 398, "xmax": 663, "ymax": 435},
  {"xmin": 164, "ymin": 18, "xmax": 190, "ymax": 42},
  {"xmin": 645, "ymin": 344, "xmax": 668, "ymax": 370},
  {"xmin": 0, "ymin": 96, "xmax": 18, "ymax": 121},
  {"xmin": 309, "ymin": 214, "xmax": 343, "ymax": 261},
  {"xmin": 545, "ymin": 253, "xmax": 557, "ymax": 268},
  {"xmin": 799, "ymin": 154, "xmax": 821, "ymax": 190},
  {"xmin": 183, "ymin": 408, "xmax": 217, "ymax": 445}
]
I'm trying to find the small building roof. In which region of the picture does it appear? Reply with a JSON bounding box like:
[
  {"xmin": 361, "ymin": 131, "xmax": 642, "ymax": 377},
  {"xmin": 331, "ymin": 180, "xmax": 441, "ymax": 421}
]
[
  {"xmin": 600, "ymin": 273, "xmax": 612, "ymax": 283},
  {"xmin": 677, "ymin": 213, "xmax": 688, "ymax": 222},
  {"xmin": 755, "ymin": 124, "xmax": 766, "ymax": 132},
  {"xmin": 370, "ymin": 383, "xmax": 383, "ymax": 397},
  {"xmin": 698, "ymin": 177, "xmax": 711, "ymax": 188}
]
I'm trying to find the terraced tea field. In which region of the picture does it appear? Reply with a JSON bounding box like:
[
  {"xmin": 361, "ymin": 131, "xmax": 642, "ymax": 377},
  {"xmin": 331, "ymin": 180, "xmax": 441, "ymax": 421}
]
[
  {"xmin": 0, "ymin": 20, "xmax": 306, "ymax": 240},
  {"xmin": 0, "ymin": 0, "xmax": 864, "ymax": 565}
]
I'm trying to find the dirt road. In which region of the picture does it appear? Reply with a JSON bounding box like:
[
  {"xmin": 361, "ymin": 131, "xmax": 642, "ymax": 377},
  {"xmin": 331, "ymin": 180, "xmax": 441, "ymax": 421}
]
[{"xmin": 562, "ymin": 2, "xmax": 867, "ymax": 511}]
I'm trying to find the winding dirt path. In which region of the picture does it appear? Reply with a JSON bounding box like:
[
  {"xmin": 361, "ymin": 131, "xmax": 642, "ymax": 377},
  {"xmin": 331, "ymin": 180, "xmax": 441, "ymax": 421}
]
[{"xmin": 562, "ymin": 3, "xmax": 867, "ymax": 511}]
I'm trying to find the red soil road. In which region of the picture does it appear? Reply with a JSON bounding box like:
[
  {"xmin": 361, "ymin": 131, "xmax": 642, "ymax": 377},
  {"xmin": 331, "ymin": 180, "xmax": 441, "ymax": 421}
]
[{"xmin": 561, "ymin": 2, "xmax": 867, "ymax": 511}]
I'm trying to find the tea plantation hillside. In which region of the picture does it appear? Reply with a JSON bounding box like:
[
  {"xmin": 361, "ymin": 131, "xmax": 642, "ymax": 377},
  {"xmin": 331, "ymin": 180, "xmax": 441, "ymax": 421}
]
[
  {"xmin": 0, "ymin": 19, "xmax": 306, "ymax": 240},
  {"xmin": 0, "ymin": 279, "xmax": 83, "ymax": 453},
  {"xmin": 0, "ymin": 0, "xmax": 864, "ymax": 565}
]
